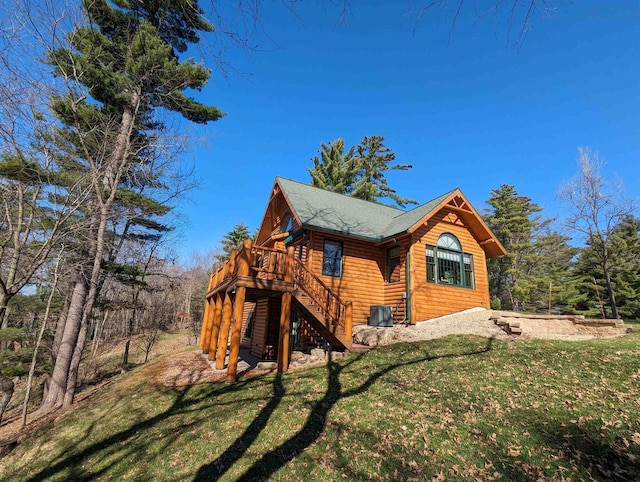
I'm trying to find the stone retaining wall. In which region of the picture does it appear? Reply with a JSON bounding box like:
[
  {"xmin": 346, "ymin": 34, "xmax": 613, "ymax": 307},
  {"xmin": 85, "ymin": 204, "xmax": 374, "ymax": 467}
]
[{"xmin": 491, "ymin": 310, "xmax": 628, "ymax": 339}]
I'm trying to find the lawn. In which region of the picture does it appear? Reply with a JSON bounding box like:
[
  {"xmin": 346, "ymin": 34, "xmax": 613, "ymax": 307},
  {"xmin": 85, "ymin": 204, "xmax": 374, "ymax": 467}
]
[{"xmin": 1, "ymin": 333, "xmax": 639, "ymax": 481}]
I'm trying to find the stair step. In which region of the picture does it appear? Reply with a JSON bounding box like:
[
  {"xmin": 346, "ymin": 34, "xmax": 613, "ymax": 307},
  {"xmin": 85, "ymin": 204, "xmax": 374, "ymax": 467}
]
[{"xmin": 509, "ymin": 327, "xmax": 523, "ymax": 335}]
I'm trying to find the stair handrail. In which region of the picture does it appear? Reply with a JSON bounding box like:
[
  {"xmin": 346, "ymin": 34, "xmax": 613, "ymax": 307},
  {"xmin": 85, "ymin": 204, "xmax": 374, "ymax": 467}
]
[{"xmin": 291, "ymin": 257, "xmax": 347, "ymax": 329}]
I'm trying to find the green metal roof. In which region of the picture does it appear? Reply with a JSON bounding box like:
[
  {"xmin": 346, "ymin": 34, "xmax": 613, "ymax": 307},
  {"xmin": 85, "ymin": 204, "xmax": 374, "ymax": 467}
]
[{"xmin": 276, "ymin": 177, "xmax": 456, "ymax": 241}]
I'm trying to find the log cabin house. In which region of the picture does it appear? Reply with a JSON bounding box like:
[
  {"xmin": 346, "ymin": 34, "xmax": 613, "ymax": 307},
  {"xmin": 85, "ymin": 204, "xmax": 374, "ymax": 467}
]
[{"xmin": 199, "ymin": 177, "xmax": 506, "ymax": 381}]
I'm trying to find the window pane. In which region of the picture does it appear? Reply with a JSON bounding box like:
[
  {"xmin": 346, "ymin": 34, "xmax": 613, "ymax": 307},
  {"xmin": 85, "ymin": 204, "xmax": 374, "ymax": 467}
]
[
  {"xmin": 464, "ymin": 253, "xmax": 474, "ymax": 288},
  {"xmin": 437, "ymin": 233, "xmax": 461, "ymax": 251},
  {"xmin": 437, "ymin": 249, "xmax": 461, "ymax": 285},
  {"xmin": 322, "ymin": 240, "xmax": 342, "ymax": 277},
  {"xmin": 426, "ymin": 246, "xmax": 436, "ymax": 282},
  {"xmin": 387, "ymin": 247, "xmax": 401, "ymax": 283}
]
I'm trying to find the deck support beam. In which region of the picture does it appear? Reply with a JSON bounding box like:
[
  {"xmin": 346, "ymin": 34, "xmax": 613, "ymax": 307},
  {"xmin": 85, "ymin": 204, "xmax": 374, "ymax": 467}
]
[
  {"xmin": 227, "ymin": 239, "xmax": 253, "ymax": 382},
  {"xmin": 201, "ymin": 297, "xmax": 215, "ymax": 354},
  {"xmin": 277, "ymin": 247, "xmax": 295, "ymax": 373},
  {"xmin": 198, "ymin": 304, "xmax": 208, "ymax": 351},
  {"xmin": 199, "ymin": 274, "xmax": 216, "ymax": 351},
  {"xmin": 215, "ymin": 291, "xmax": 233, "ymax": 370},
  {"xmin": 214, "ymin": 251, "xmax": 238, "ymax": 370},
  {"xmin": 208, "ymin": 293, "xmax": 224, "ymax": 360},
  {"xmin": 277, "ymin": 293, "xmax": 291, "ymax": 373}
]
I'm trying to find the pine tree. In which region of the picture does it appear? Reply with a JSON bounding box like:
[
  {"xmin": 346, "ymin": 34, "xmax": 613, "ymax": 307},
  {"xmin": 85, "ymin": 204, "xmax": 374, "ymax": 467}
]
[
  {"xmin": 307, "ymin": 138, "xmax": 357, "ymax": 194},
  {"xmin": 484, "ymin": 184, "xmax": 544, "ymax": 311},
  {"xmin": 351, "ymin": 136, "xmax": 417, "ymax": 207},
  {"xmin": 215, "ymin": 223, "xmax": 251, "ymax": 263},
  {"xmin": 307, "ymin": 135, "xmax": 417, "ymax": 207},
  {"xmin": 609, "ymin": 216, "xmax": 640, "ymax": 319},
  {"xmin": 42, "ymin": 0, "xmax": 223, "ymax": 410},
  {"xmin": 519, "ymin": 228, "xmax": 578, "ymax": 312},
  {"xmin": 574, "ymin": 216, "xmax": 640, "ymax": 319}
]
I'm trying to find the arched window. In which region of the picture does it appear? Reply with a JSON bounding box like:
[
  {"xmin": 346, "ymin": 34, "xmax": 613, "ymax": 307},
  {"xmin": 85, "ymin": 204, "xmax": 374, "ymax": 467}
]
[{"xmin": 426, "ymin": 233, "xmax": 474, "ymax": 288}]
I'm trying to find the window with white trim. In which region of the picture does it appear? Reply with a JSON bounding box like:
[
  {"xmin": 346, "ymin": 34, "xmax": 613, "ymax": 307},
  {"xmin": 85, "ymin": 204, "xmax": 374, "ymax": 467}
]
[{"xmin": 426, "ymin": 233, "xmax": 474, "ymax": 288}]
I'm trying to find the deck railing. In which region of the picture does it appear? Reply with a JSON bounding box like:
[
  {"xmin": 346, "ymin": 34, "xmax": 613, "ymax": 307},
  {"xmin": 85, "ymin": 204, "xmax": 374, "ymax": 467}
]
[
  {"xmin": 208, "ymin": 240, "xmax": 351, "ymax": 337},
  {"xmin": 249, "ymin": 246, "xmax": 287, "ymax": 281}
]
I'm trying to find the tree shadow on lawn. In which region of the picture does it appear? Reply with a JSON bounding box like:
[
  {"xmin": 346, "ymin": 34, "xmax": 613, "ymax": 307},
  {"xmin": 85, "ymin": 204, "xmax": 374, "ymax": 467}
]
[
  {"xmin": 23, "ymin": 373, "xmax": 272, "ymax": 482},
  {"xmin": 194, "ymin": 337, "xmax": 495, "ymax": 481},
  {"xmin": 529, "ymin": 418, "xmax": 640, "ymax": 480}
]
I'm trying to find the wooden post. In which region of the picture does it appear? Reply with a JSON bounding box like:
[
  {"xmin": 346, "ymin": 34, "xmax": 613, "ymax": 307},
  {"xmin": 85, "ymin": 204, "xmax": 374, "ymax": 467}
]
[
  {"xmin": 344, "ymin": 301, "xmax": 353, "ymax": 342},
  {"xmin": 213, "ymin": 251, "xmax": 238, "ymax": 369},
  {"xmin": 215, "ymin": 291, "xmax": 233, "ymax": 370},
  {"xmin": 284, "ymin": 246, "xmax": 294, "ymax": 283},
  {"xmin": 227, "ymin": 239, "xmax": 253, "ymax": 382},
  {"xmin": 208, "ymin": 293, "xmax": 224, "ymax": 361},
  {"xmin": 277, "ymin": 247, "xmax": 295, "ymax": 373},
  {"xmin": 277, "ymin": 293, "xmax": 291, "ymax": 373},
  {"xmin": 198, "ymin": 274, "xmax": 216, "ymax": 350},
  {"xmin": 198, "ymin": 305, "xmax": 208, "ymax": 351},
  {"xmin": 227, "ymin": 250, "xmax": 238, "ymax": 278},
  {"xmin": 203, "ymin": 271, "xmax": 222, "ymax": 353},
  {"xmin": 201, "ymin": 298, "xmax": 214, "ymax": 354}
]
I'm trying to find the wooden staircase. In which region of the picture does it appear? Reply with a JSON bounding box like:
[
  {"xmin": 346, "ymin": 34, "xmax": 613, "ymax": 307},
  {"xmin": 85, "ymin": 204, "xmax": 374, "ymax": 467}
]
[
  {"xmin": 206, "ymin": 244, "xmax": 353, "ymax": 352},
  {"xmin": 291, "ymin": 257, "xmax": 352, "ymax": 351},
  {"xmin": 292, "ymin": 291, "xmax": 352, "ymax": 350}
]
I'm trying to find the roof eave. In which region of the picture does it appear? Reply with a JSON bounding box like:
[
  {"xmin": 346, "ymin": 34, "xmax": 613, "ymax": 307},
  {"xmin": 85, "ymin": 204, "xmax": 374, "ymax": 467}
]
[{"xmin": 301, "ymin": 224, "xmax": 383, "ymax": 243}]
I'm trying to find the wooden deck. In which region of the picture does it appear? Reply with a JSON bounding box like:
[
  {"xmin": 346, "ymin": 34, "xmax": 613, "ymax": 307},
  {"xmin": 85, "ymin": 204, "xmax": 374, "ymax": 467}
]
[{"xmin": 199, "ymin": 240, "xmax": 352, "ymax": 382}]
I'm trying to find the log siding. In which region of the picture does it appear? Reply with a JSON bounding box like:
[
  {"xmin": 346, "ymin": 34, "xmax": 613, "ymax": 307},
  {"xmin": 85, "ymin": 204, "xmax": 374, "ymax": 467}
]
[
  {"xmin": 309, "ymin": 232, "xmax": 386, "ymax": 325},
  {"xmin": 410, "ymin": 210, "xmax": 490, "ymax": 321}
]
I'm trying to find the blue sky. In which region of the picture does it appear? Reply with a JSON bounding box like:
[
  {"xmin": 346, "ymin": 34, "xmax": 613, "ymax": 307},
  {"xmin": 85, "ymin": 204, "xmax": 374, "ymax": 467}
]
[{"xmin": 175, "ymin": 1, "xmax": 640, "ymax": 258}]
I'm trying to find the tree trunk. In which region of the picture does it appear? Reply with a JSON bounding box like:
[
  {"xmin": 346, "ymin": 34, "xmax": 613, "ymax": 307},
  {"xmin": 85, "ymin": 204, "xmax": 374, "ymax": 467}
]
[
  {"xmin": 40, "ymin": 270, "xmax": 88, "ymax": 410},
  {"xmin": 42, "ymin": 94, "xmax": 139, "ymax": 410},
  {"xmin": 0, "ymin": 376, "xmax": 14, "ymax": 425},
  {"xmin": 56, "ymin": 210, "xmax": 106, "ymax": 408},
  {"xmin": 91, "ymin": 310, "xmax": 109, "ymax": 356},
  {"xmin": 122, "ymin": 339, "xmax": 131, "ymax": 371},
  {"xmin": 21, "ymin": 304, "xmax": 49, "ymax": 427},
  {"xmin": 63, "ymin": 318, "xmax": 89, "ymax": 408},
  {"xmin": 0, "ymin": 290, "xmax": 9, "ymax": 330},
  {"xmin": 603, "ymin": 263, "xmax": 619, "ymax": 319},
  {"xmin": 51, "ymin": 290, "xmax": 72, "ymax": 362},
  {"xmin": 22, "ymin": 250, "xmax": 63, "ymax": 427}
]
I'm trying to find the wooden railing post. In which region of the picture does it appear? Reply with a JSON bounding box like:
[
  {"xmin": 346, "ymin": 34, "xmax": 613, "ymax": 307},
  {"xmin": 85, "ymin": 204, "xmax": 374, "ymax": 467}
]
[
  {"xmin": 284, "ymin": 246, "xmax": 295, "ymax": 284},
  {"xmin": 227, "ymin": 250, "xmax": 238, "ymax": 278},
  {"xmin": 227, "ymin": 239, "xmax": 253, "ymax": 382},
  {"xmin": 344, "ymin": 301, "xmax": 353, "ymax": 341}
]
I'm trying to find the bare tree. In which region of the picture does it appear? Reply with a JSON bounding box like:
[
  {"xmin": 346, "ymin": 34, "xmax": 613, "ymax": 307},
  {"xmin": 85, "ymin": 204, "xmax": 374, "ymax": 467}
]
[
  {"xmin": 0, "ymin": 0, "xmax": 88, "ymax": 329},
  {"xmin": 20, "ymin": 247, "xmax": 64, "ymax": 428},
  {"xmin": 409, "ymin": 0, "xmax": 557, "ymax": 48},
  {"xmin": 558, "ymin": 147, "xmax": 637, "ymax": 319}
]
